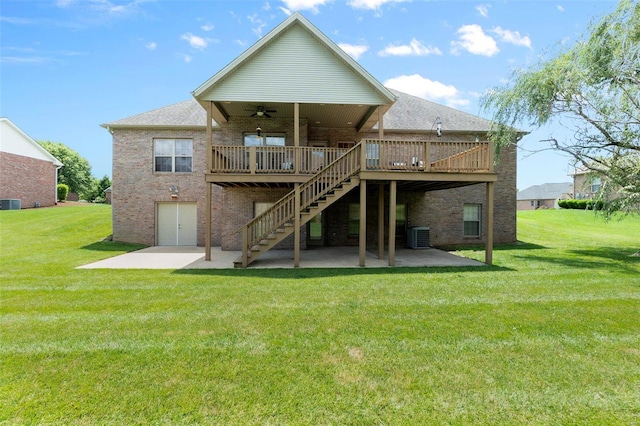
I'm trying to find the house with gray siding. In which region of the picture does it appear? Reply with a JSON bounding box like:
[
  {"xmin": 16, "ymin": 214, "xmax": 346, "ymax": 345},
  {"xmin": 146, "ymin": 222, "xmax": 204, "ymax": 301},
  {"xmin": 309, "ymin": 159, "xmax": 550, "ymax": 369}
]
[{"xmin": 103, "ymin": 13, "xmax": 518, "ymax": 267}]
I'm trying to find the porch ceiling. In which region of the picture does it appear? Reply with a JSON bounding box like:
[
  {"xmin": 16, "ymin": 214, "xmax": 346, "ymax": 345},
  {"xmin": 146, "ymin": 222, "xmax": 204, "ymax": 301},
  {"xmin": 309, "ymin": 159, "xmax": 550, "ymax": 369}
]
[{"xmin": 213, "ymin": 101, "xmax": 382, "ymax": 130}]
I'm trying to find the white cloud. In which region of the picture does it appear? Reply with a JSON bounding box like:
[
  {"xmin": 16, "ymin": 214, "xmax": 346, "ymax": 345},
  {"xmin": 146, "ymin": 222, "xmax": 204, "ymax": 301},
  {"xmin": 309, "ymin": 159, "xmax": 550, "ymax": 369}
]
[
  {"xmin": 348, "ymin": 0, "xmax": 407, "ymax": 10},
  {"xmin": 557, "ymin": 5, "xmax": 565, "ymax": 12},
  {"xmin": 247, "ymin": 14, "xmax": 267, "ymax": 37},
  {"xmin": 201, "ymin": 23, "xmax": 214, "ymax": 31},
  {"xmin": 178, "ymin": 53, "xmax": 192, "ymax": 63},
  {"xmin": 280, "ymin": 0, "xmax": 331, "ymax": 13},
  {"xmin": 378, "ymin": 38, "xmax": 442, "ymax": 57},
  {"xmin": 180, "ymin": 33, "xmax": 210, "ymax": 50},
  {"xmin": 492, "ymin": 26, "xmax": 531, "ymax": 48},
  {"xmin": 279, "ymin": 7, "xmax": 292, "ymax": 15},
  {"xmin": 145, "ymin": 41, "xmax": 157, "ymax": 50},
  {"xmin": 384, "ymin": 74, "xmax": 470, "ymax": 107},
  {"xmin": 476, "ymin": 4, "xmax": 490, "ymax": 17},
  {"xmin": 450, "ymin": 24, "xmax": 499, "ymax": 57},
  {"xmin": 338, "ymin": 43, "xmax": 369, "ymax": 59}
]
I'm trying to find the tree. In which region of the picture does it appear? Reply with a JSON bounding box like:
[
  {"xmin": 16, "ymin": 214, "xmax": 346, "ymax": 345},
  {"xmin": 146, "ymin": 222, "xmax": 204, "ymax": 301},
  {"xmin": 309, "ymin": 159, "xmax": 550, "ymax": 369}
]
[
  {"xmin": 481, "ymin": 0, "xmax": 640, "ymax": 216},
  {"xmin": 85, "ymin": 175, "xmax": 112, "ymax": 203},
  {"xmin": 38, "ymin": 141, "xmax": 94, "ymax": 199}
]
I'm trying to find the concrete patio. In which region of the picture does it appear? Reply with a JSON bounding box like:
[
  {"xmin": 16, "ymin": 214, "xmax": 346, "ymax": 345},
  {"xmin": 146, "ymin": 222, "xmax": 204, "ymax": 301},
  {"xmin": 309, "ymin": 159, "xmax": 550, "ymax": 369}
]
[{"xmin": 78, "ymin": 246, "xmax": 485, "ymax": 270}]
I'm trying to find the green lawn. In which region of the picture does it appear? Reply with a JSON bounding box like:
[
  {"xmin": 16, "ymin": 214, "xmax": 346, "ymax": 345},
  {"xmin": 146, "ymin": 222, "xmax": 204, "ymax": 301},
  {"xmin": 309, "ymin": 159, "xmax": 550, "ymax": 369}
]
[{"xmin": 1, "ymin": 205, "xmax": 639, "ymax": 424}]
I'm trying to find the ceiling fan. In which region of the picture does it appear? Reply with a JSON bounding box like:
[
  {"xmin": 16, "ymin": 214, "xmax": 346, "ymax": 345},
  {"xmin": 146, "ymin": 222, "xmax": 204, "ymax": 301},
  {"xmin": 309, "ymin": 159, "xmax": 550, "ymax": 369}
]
[{"xmin": 247, "ymin": 106, "xmax": 277, "ymax": 118}]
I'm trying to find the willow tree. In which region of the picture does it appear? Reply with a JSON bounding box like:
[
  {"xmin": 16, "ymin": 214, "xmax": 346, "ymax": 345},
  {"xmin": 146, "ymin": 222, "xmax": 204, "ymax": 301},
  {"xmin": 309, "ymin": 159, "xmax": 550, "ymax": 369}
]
[{"xmin": 482, "ymin": 0, "xmax": 639, "ymax": 215}]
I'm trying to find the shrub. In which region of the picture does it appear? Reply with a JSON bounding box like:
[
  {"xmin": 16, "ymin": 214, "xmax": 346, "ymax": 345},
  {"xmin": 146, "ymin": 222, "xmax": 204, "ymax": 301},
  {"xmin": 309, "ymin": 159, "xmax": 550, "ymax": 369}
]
[
  {"xmin": 558, "ymin": 199, "xmax": 604, "ymax": 210},
  {"xmin": 57, "ymin": 183, "xmax": 69, "ymax": 202}
]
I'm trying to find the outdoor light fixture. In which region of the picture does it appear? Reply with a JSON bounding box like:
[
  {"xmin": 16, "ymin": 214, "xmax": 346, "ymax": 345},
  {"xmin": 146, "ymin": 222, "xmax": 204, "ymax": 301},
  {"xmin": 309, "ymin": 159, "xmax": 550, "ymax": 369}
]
[
  {"xmin": 169, "ymin": 185, "xmax": 179, "ymax": 199},
  {"xmin": 256, "ymin": 127, "xmax": 262, "ymax": 136},
  {"xmin": 430, "ymin": 116, "xmax": 443, "ymax": 139}
]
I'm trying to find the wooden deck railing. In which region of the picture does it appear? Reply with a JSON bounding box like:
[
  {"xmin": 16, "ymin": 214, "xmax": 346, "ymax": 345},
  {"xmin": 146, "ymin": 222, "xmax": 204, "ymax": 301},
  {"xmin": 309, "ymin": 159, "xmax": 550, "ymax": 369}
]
[
  {"xmin": 211, "ymin": 146, "xmax": 348, "ymax": 174},
  {"xmin": 362, "ymin": 139, "xmax": 493, "ymax": 173},
  {"xmin": 211, "ymin": 140, "xmax": 493, "ymax": 175}
]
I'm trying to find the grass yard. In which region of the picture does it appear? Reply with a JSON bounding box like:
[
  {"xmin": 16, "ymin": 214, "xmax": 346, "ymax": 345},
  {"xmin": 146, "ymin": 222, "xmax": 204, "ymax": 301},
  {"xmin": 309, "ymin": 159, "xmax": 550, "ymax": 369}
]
[{"xmin": 1, "ymin": 205, "xmax": 639, "ymax": 424}]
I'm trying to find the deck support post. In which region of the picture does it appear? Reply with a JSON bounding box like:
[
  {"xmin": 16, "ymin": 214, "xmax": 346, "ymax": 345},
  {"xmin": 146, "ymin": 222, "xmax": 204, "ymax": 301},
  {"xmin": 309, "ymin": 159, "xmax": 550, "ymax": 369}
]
[
  {"xmin": 205, "ymin": 101, "xmax": 213, "ymax": 261},
  {"xmin": 359, "ymin": 179, "xmax": 367, "ymax": 267},
  {"xmin": 294, "ymin": 183, "xmax": 300, "ymax": 267},
  {"xmin": 485, "ymin": 181, "xmax": 494, "ymax": 265},
  {"xmin": 294, "ymin": 102, "xmax": 300, "ymax": 174},
  {"xmin": 388, "ymin": 180, "xmax": 397, "ymax": 266},
  {"xmin": 378, "ymin": 184, "xmax": 385, "ymax": 259}
]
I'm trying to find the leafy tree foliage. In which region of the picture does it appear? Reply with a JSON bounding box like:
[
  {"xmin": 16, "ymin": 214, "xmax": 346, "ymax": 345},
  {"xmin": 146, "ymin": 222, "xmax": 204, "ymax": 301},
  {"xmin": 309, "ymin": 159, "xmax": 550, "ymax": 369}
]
[
  {"xmin": 85, "ymin": 175, "xmax": 112, "ymax": 203},
  {"xmin": 481, "ymin": 0, "xmax": 639, "ymax": 215},
  {"xmin": 39, "ymin": 140, "xmax": 94, "ymax": 199}
]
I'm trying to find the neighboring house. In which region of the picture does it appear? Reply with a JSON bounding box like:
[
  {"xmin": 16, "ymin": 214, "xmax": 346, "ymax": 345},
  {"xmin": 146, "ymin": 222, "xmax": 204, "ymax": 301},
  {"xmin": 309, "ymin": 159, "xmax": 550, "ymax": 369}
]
[
  {"xmin": 103, "ymin": 13, "xmax": 520, "ymax": 267},
  {"xmin": 104, "ymin": 186, "xmax": 112, "ymax": 205},
  {"xmin": 0, "ymin": 118, "xmax": 63, "ymax": 209},
  {"xmin": 571, "ymin": 167, "xmax": 602, "ymax": 199},
  {"xmin": 516, "ymin": 182, "xmax": 573, "ymax": 210}
]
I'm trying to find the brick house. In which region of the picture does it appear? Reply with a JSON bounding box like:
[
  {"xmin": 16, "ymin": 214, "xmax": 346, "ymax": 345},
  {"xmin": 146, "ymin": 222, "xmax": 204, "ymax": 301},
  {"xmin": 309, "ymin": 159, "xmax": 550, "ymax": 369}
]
[
  {"xmin": 0, "ymin": 117, "xmax": 63, "ymax": 209},
  {"xmin": 516, "ymin": 182, "xmax": 573, "ymax": 210},
  {"xmin": 103, "ymin": 13, "xmax": 519, "ymax": 267}
]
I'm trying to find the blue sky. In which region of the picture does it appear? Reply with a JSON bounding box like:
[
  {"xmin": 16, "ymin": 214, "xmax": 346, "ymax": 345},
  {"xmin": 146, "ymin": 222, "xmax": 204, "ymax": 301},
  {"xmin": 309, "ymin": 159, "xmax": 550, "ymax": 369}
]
[{"xmin": 1, "ymin": 0, "xmax": 617, "ymax": 190}]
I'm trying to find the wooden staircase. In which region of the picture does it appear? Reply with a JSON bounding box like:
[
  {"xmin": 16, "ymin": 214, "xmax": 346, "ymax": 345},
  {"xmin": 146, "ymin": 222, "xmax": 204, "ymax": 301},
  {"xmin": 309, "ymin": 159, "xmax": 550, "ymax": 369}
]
[{"xmin": 234, "ymin": 144, "xmax": 362, "ymax": 267}]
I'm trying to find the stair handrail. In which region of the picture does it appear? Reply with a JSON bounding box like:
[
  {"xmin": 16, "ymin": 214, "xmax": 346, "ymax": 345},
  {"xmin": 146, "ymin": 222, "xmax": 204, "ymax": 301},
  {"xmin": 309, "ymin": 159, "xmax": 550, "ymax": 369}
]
[{"xmin": 239, "ymin": 143, "xmax": 363, "ymax": 254}]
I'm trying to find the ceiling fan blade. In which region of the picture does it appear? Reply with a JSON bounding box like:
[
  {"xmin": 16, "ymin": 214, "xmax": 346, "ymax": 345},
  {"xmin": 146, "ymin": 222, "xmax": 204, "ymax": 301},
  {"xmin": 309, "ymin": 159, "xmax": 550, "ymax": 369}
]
[{"xmin": 264, "ymin": 113, "xmax": 272, "ymax": 118}]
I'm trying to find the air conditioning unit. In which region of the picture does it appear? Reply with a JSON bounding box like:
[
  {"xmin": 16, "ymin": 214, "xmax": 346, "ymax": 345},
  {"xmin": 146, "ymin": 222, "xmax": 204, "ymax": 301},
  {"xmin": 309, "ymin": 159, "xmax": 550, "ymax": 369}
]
[
  {"xmin": 407, "ymin": 226, "xmax": 430, "ymax": 249},
  {"xmin": 0, "ymin": 199, "xmax": 21, "ymax": 210}
]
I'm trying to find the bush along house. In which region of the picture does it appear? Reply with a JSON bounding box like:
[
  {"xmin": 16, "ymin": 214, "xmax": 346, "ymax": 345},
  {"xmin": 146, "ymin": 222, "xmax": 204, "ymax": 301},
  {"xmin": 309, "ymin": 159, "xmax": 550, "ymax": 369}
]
[{"xmin": 103, "ymin": 13, "xmax": 519, "ymax": 268}]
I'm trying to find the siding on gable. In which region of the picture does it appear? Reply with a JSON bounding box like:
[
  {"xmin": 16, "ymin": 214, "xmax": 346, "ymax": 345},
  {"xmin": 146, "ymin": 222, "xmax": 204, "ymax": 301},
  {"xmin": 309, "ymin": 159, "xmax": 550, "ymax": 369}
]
[{"xmin": 201, "ymin": 25, "xmax": 390, "ymax": 105}]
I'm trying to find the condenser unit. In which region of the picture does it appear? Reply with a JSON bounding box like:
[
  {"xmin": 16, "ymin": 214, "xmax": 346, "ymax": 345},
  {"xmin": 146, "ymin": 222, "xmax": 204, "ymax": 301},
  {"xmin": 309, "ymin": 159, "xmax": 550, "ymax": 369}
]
[
  {"xmin": 407, "ymin": 226, "xmax": 430, "ymax": 249},
  {"xmin": 0, "ymin": 199, "xmax": 21, "ymax": 210}
]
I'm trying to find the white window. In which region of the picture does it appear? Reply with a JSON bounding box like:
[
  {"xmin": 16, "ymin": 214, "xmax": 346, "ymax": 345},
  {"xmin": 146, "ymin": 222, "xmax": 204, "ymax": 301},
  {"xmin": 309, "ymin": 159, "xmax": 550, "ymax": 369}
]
[
  {"xmin": 154, "ymin": 139, "xmax": 193, "ymax": 173},
  {"xmin": 244, "ymin": 134, "xmax": 285, "ymax": 147},
  {"xmin": 463, "ymin": 204, "xmax": 481, "ymax": 237},
  {"xmin": 591, "ymin": 177, "xmax": 602, "ymax": 193}
]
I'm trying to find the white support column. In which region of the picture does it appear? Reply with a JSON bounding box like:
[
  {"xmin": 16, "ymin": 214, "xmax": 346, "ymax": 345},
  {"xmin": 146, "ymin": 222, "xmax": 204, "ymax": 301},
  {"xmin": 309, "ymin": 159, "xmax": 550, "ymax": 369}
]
[
  {"xmin": 388, "ymin": 180, "xmax": 396, "ymax": 266},
  {"xmin": 485, "ymin": 181, "xmax": 495, "ymax": 265},
  {"xmin": 359, "ymin": 180, "xmax": 367, "ymax": 267},
  {"xmin": 205, "ymin": 101, "xmax": 213, "ymax": 261}
]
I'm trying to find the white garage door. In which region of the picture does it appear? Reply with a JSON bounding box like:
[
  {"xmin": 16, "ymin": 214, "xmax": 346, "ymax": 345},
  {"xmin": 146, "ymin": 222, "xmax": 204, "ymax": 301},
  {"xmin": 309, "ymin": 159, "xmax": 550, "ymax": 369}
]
[{"xmin": 157, "ymin": 202, "xmax": 197, "ymax": 246}]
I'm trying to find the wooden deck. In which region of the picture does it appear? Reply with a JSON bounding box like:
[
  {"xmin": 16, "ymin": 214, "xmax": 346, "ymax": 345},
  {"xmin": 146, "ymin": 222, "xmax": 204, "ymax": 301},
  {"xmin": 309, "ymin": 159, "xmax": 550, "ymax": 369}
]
[{"xmin": 206, "ymin": 139, "xmax": 495, "ymax": 188}]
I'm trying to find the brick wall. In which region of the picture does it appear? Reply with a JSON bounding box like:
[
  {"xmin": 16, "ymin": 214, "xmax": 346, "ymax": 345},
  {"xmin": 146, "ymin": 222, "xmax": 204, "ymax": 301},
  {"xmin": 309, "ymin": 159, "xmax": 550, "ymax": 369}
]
[
  {"xmin": 112, "ymin": 122, "xmax": 517, "ymax": 248},
  {"xmin": 111, "ymin": 128, "xmax": 224, "ymax": 246},
  {"xmin": 0, "ymin": 151, "xmax": 58, "ymax": 208}
]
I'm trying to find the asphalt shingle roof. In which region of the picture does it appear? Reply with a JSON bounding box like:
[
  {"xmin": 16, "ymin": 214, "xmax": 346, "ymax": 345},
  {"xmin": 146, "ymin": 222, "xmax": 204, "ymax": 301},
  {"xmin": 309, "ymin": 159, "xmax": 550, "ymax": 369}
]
[
  {"xmin": 378, "ymin": 89, "xmax": 493, "ymax": 132},
  {"xmin": 517, "ymin": 182, "xmax": 573, "ymax": 201},
  {"xmin": 103, "ymin": 99, "xmax": 208, "ymax": 128},
  {"xmin": 103, "ymin": 89, "xmax": 494, "ymax": 132}
]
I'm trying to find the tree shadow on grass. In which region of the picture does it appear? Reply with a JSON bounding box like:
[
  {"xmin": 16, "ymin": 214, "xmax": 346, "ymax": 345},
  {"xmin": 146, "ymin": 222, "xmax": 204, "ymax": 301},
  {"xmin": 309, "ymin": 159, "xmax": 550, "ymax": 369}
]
[
  {"xmin": 512, "ymin": 246, "xmax": 640, "ymax": 275},
  {"xmin": 173, "ymin": 264, "xmax": 514, "ymax": 279},
  {"xmin": 450, "ymin": 240, "xmax": 547, "ymax": 252}
]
